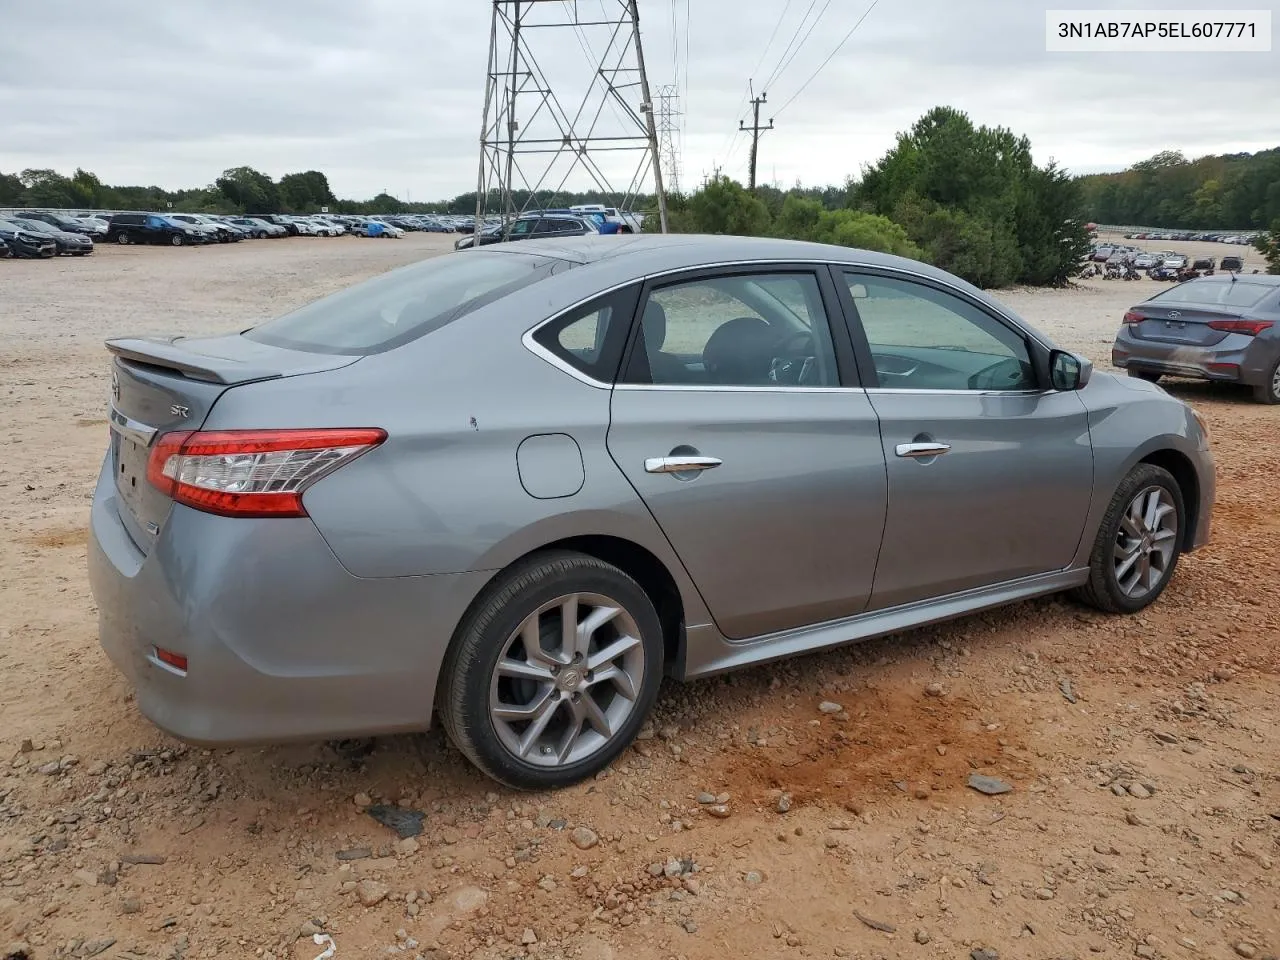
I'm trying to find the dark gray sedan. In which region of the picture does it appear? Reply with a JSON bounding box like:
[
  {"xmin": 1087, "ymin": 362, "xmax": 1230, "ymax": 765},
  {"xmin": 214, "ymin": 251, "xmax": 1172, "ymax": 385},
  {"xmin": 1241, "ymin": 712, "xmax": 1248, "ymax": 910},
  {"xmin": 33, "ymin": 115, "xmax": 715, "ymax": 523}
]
[
  {"xmin": 1113, "ymin": 274, "xmax": 1280, "ymax": 403},
  {"xmin": 89, "ymin": 235, "xmax": 1215, "ymax": 788}
]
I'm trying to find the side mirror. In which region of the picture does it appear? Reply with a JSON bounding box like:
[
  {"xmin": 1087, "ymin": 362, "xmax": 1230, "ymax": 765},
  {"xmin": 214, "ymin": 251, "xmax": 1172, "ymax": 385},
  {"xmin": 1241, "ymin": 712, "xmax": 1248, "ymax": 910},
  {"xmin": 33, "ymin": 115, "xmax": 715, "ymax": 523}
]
[{"xmin": 1050, "ymin": 350, "xmax": 1093, "ymax": 390}]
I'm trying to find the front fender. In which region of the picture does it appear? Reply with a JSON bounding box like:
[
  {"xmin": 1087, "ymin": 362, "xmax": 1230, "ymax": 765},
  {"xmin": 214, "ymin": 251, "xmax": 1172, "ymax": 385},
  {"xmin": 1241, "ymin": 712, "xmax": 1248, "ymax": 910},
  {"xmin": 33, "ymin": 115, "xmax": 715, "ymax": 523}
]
[{"xmin": 1071, "ymin": 374, "xmax": 1214, "ymax": 565}]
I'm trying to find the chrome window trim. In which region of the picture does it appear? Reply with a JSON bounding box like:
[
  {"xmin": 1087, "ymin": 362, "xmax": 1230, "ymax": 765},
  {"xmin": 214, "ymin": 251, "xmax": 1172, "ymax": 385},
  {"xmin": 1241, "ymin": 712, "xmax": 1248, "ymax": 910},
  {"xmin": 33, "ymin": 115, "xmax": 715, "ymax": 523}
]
[
  {"xmin": 614, "ymin": 383, "xmax": 867, "ymax": 394},
  {"xmin": 864, "ymin": 387, "xmax": 1056, "ymax": 397},
  {"xmin": 520, "ymin": 256, "xmax": 1052, "ymax": 387}
]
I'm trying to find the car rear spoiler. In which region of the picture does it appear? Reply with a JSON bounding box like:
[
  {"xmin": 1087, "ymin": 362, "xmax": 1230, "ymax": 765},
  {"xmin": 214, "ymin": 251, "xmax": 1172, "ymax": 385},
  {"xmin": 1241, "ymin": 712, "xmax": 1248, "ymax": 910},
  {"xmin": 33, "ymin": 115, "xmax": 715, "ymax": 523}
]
[{"xmin": 106, "ymin": 337, "xmax": 282, "ymax": 385}]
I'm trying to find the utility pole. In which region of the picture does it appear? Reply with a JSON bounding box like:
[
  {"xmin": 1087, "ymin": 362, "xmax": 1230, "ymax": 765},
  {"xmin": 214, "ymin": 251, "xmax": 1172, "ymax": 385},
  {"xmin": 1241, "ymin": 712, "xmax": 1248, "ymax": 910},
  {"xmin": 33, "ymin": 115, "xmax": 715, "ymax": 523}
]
[{"xmin": 738, "ymin": 88, "xmax": 774, "ymax": 192}]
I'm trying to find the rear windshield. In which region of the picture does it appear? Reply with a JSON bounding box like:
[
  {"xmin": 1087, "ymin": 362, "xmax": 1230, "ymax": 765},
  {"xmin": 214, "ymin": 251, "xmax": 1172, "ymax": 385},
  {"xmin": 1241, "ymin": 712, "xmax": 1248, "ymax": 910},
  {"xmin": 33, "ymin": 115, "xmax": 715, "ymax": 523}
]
[
  {"xmin": 1151, "ymin": 280, "xmax": 1275, "ymax": 309},
  {"xmin": 244, "ymin": 250, "xmax": 559, "ymax": 355}
]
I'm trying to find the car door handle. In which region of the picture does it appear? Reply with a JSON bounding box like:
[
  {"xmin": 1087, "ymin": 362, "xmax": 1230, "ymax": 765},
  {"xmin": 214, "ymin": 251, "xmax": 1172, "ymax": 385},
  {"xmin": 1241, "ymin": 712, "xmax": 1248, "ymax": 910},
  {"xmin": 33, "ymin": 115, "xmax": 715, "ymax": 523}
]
[
  {"xmin": 895, "ymin": 442, "xmax": 951, "ymax": 459},
  {"xmin": 644, "ymin": 456, "xmax": 723, "ymax": 474}
]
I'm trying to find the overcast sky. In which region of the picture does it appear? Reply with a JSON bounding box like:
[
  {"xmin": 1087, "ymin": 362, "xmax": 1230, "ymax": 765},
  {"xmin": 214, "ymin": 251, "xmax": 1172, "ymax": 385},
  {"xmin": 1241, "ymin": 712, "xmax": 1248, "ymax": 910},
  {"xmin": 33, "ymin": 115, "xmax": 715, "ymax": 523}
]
[{"xmin": 1, "ymin": 0, "xmax": 1277, "ymax": 202}]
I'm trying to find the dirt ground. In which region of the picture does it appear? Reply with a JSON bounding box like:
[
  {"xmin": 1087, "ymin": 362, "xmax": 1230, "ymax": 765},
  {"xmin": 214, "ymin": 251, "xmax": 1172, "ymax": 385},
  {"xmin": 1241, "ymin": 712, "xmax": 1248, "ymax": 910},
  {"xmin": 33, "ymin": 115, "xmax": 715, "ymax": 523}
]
[{"xmin": 1, "ymin": 234, "xmax": 1277, "ymax": 960}]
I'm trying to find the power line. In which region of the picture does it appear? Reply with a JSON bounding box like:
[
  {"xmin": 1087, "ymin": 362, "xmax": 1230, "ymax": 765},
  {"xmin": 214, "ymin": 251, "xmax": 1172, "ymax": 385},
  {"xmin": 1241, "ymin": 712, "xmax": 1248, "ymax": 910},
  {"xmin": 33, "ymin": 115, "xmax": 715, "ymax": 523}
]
[
  {"xmin": 760, "ymin": 0, "xmax": 819, "ymax": 92},
  {"xmin": 773, "ymin": 0, "xmax": 880, "ymax": 118},
  {"xmin": 766, "ymin": 0, "xmax": 836, "ymax": 92},
  {"xmin": 749, "ymin": 0, "xmax": 796, "ymax": 81}
]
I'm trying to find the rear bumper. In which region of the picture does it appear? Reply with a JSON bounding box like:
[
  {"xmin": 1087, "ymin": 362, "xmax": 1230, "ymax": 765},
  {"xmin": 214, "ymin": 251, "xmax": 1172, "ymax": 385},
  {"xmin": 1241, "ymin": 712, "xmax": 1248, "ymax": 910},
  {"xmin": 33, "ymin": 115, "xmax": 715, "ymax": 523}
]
[
  {"xmin": 1112, "ymin": 330, "xmax": 1272, "ymax": 387},
  {"xmin": 87, "ymin": 456, "xmax": 492, "ymax": 745}
]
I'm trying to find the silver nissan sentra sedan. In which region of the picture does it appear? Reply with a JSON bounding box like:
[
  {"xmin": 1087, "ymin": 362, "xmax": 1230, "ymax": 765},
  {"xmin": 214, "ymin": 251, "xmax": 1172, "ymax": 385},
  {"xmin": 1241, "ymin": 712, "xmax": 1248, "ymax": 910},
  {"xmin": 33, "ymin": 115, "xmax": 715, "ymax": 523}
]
[{"xmin": 89, "ymin": 235, "xmax": 1215, "ymax": 788}]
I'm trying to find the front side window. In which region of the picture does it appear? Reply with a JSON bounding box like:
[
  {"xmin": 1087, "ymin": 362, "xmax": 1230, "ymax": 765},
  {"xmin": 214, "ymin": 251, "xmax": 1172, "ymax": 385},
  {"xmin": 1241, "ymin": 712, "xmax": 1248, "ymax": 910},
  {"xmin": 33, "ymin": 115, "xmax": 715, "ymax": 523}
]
[
  {"xmin": 845, "ymin": 273, "xmax": 1036, "ymax": 391},
  {"xmin": 623, "ymin": 271, "xmax": 840, "ymax": 387}
]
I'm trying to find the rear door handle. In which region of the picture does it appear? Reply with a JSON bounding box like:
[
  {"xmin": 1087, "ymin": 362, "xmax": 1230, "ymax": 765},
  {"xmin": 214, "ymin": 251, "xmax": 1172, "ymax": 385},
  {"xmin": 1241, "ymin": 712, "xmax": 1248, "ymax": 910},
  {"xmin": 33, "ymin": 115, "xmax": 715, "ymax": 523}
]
[
  {"xmin": 895, "ymin": 442, "xmax": 951, "ymax": 459},
  {"xmin": 644, "ymin": 456, "xmax": 723, "ymax": 474}
]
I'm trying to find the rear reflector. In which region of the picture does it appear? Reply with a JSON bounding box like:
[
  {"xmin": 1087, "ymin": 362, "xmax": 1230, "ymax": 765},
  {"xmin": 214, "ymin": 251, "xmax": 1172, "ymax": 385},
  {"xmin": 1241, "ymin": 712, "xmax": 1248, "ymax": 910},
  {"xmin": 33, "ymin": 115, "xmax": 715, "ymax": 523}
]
[
  {"xmin": 146, "ymin": 428, "xmax": 386, "ymax": 518},
  {"xmin": 1206, "ymin": 318, "xmax": 1273, "ymax": 336},
  {"xmin": 154, "ymin": 647, "xmax": 188, "ymax": 672},
  {"xmin": 1122, "ymin": 311, "xmax": 1144, "ymax": 324},
  {"xmin": 1206, "ymin": 363, "xmax": 1240, "ymax": 376}
]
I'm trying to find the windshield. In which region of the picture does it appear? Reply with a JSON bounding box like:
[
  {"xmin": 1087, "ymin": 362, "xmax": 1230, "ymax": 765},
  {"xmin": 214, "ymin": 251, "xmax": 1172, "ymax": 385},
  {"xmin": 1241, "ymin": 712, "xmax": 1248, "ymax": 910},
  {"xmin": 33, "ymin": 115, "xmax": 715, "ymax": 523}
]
[
  {"xmin": 244, "ymin": 250, "xmax": 560, "ymax": 355},
  {"xmin": 12, "ymin": 218, "xmax": 54, "ymax": 233},
  {"xmin": 1152, "ymin": 280, "xmax": 1275, "ymax": 309}
]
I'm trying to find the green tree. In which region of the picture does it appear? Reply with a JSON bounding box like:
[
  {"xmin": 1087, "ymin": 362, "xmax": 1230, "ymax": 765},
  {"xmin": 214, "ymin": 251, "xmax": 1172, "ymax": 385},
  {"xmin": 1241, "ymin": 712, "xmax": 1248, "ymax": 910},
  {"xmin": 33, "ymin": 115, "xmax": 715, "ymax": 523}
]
[
  {"xmin": 0, "ymin": 170, "xmax": 25, "ymax": 205},
  {"xmin": 19, "ymin": 169, "xmax": 76, "ymax": 208},
  {"xmin": 772, "ymin": 195, "xmax": 823, "ymax": 239},
  {"xmin": 369, "ymin": 192, "xmax": 404, "ymax": 213},
  {"xmin": 661, "ymin": 175, "xmax": 770, "ymax": 236},
  {"xmin": 854, "ymin": 106, "xmax": 1084, "ymax": 287},
  {"xmin": 1255, "ymin": 221, "xmax": 1280, "ymax": 275},
  {"xmin": 215, "ymin": 166, "xmax": 280, "ymax": 213},
  {"xmin": 278, "ymin": 170, "xmax": 336, "ymax": 212}
]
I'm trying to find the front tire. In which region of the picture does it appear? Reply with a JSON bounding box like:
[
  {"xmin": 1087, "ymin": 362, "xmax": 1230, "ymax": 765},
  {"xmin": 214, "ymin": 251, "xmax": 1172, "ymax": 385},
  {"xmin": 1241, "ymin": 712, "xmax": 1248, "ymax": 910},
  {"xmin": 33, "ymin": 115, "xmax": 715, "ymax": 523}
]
[
  {"xmin": 1073, "ymin": 464, "xmax": 1184, "ymax": 614},
  {"xmin": 170, "ymin": 234, "xmax": 184, "ymax": 247},
  {"xmin": 438, "ymin": 552, "xmax": 664, "ymax": 790},
  {"xmin": 1253, "ymin": 358, "xmax": 1280, "ymax": 404},
  {"xmin": 116, "ymin": 232, "xmax": 130, "ymax": 245}
]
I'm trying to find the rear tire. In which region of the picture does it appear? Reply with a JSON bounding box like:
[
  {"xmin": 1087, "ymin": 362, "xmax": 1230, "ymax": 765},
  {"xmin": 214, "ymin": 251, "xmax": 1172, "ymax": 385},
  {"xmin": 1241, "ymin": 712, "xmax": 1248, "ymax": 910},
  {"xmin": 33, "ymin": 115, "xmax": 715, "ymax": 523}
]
[
  {"xmin": 1072, "ymin": 463, "xmax": 1184, "ymax": 614},
  {"xmin": 257, "ymin": 230, "xmax": 267, "ymax": 239},
  {"xmin": 1253, "ymin": 358, "xmax": 1280, "ymax": 404},
  {"xmin": 438, "ymin": 551, "xmax": 665, "ymax": 790},
  {"xmin": 1128, "ymin": 370, "xmax": 1162, "ymax": 384}
]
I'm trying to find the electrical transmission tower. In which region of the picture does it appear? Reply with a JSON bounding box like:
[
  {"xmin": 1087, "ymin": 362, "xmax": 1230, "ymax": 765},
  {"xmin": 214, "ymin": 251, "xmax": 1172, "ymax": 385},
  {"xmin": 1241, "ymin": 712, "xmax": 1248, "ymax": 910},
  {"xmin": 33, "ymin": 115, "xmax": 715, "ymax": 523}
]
[
  {"xmin": 655, "ymin": 84, "xmax": 682, "ymax": 195},
  {"xmin": 475, "ymin": 0, "xmax": 668, "ymax": 234}
]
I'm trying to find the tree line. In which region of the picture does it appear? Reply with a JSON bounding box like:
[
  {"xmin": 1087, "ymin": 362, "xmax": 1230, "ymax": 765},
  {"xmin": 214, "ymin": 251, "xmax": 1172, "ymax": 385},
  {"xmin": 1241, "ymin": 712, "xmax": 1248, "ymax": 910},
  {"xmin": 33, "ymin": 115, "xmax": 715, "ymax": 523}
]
[
  {"xmin": 6, "ymin": 104, "xmax": 1274, "ymax": 285},
  {"xmin": 0, "ymin": 165, "xmax": 652, "ymax": 218},
  {"xmin": 1075, "ymin": 148, "xmax": 1280, "ymax": 230}
]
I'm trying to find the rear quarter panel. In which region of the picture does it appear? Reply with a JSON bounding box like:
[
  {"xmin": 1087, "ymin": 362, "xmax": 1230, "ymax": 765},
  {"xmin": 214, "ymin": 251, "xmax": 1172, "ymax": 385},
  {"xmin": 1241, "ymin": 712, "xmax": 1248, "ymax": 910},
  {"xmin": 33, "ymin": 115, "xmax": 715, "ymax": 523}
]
[{"xmin": 200, "ymin": 284, "xmax": 715, "ymax": 631}]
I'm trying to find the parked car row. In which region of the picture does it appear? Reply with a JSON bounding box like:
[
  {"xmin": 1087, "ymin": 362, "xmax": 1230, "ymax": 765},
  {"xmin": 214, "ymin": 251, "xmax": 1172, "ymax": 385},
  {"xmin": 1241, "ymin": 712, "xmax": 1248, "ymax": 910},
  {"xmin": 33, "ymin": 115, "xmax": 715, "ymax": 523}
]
[
  {"xmin": 0, "ymin": 213, "xmax": 95, "ymax": 257},
  {"xmin": 0, "ymin": 210, "xmax": 440, "ymax": 255},
  {"xmin": 1122, "ymin": 230, "xmax": 1261, "ymax": 244},
  {"xmin": 2, "ymin": 207, "xmax": 647, "ymax": 259}
]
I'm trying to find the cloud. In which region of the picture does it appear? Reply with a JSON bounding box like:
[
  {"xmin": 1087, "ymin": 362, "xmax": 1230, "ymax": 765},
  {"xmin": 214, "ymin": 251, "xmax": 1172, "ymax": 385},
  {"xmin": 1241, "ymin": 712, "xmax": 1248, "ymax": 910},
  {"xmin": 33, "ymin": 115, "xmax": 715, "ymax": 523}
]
[{"xmin": 1, "ymin": 0, "xmax": 1276, "ymax": 200}]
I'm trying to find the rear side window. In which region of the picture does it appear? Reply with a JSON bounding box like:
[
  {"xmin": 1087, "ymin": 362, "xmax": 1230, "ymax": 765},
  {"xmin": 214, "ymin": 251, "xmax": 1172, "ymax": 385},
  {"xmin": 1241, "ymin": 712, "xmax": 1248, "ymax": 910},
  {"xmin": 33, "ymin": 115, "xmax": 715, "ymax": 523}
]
[
  {"xmin": 531, "ymin": 287, "xmax": 639, "ymax": 383},
  {"xmin": 244, "ymin": 251, "xmax": 559, "ymax": 355},
  {"xmin": 1152, "ymin": 280, "xmax": 1274, "ymax": 308}
]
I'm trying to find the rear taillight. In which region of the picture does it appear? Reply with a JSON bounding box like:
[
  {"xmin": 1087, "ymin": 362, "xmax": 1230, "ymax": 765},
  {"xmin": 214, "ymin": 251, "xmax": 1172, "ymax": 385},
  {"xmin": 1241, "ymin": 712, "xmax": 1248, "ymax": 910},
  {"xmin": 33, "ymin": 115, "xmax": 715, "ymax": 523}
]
[
  {"xmin": 146, "ymin": 428, "xmax": 386, "ymax": 518},
  {"xmin": 1206, "ymin": 319, "xmax": 1273, "ymax": 336},
  {"xmin": 1122, "ymin": 311, "xmax": 1144, "ymax": 324}
]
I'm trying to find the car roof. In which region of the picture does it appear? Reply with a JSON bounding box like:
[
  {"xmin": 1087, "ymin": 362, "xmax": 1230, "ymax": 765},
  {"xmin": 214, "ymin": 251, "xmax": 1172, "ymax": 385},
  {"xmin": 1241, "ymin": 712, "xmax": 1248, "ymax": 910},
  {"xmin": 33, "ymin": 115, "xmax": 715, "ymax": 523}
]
[
  {"xmin": 1184, "ymin": 272, "xmax": 1277, "ymax": 285},
  {"xmin": 483, "ymin": 233, "xmax": 991, "ymax": 294}
]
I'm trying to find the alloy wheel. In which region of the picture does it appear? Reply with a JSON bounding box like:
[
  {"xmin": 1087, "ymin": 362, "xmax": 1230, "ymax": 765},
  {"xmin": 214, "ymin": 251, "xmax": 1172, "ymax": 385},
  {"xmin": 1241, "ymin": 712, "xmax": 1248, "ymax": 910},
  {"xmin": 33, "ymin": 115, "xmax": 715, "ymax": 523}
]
[
  {"xmin": 1113, "ymin": 486, "xmax": 1178, "ymax": 598},
  {"xmin": 488, "ymin": 592, "xmax": 645, "ymax": 768}
]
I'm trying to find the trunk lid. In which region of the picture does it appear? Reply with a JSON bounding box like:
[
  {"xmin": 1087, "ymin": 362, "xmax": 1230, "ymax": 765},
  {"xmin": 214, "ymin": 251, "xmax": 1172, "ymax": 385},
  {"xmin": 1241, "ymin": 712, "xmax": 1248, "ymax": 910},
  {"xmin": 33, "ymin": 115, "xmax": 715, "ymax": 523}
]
[
  {"xmin": 106, "ymin": 333, "xmax": 357, "ymax": 552},
  {"xmin": 1126, "ymin": 304, "xmax": 1240, "ymax": 346}
]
